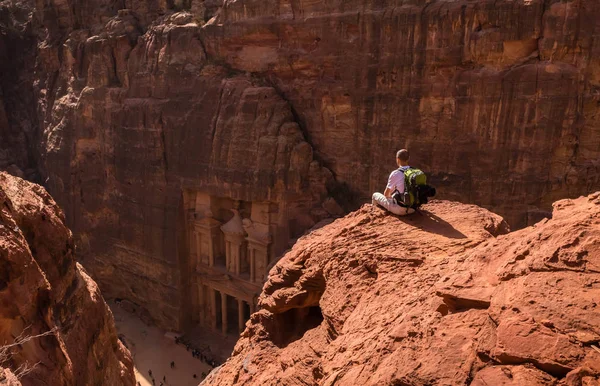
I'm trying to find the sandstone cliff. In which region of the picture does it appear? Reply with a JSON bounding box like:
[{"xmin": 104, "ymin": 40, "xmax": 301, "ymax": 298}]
[
  {"xmin": 0, "ymin": 172, "xmax": 135, "ymax": 386},
  {"xmin": 1, "ymin": 0, "xmax": 599, "ymax": 330},
  {"xmin": 0, "ymin": 0, "xmax": 39, "ymax": 181},
  {"xmin": 203, "ymin": 194, "xmax": 600, "ymax": 385}
]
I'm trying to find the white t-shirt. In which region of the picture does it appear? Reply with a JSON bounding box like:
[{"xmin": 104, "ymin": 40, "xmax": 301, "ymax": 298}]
[{"xmin": 386, "ymin": 166, "xmax": 410, "ymax": 193}]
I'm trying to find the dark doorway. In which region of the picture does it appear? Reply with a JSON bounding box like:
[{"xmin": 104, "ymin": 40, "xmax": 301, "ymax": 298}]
[
  {"xmin": 226, "ymin": 294, "xmax": 237, "ymax": 334},
  {"xmin": 272, "ymin": 306, "xmax": 324, "ymax": 348}
]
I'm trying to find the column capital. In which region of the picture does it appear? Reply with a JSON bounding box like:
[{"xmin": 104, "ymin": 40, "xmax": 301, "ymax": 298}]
[
  {"xmin": 243, "ymin": 219, "xmax": 271, "ymax": 246},
  {"xmin": 195, "ymin": 216, "xmax": 221, "ymax": 231}
]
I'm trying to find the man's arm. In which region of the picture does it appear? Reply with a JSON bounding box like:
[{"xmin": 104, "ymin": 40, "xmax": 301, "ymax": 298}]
[{"xmin": 384, "ymin": 170, "xmax": 399, "ymax": 198}]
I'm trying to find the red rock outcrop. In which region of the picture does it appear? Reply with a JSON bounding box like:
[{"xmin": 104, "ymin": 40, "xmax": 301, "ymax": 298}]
[
  {"xmin": 203, "ymin": 193, "xmax": 600, "ymax": 385},
  {"xmin": 0, "ymin": 172, "xmax": 135, "ymax": 386},
  {"xmin": 2, "ymin": 0, "xmax": 600, "ymax": 331}
]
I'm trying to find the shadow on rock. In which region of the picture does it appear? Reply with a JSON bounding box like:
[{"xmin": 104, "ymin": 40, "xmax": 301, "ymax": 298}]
[{"xmin": 397, "ymin": 210, "xmax": 467, "ymax": 239}]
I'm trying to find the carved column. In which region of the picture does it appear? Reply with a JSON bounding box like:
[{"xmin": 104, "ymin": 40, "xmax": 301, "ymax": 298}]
[
  {"xmin": 198, "ymin": 283, "xmax": 205, "ymax": 325},
  {"xmin": 194, "ymin": 211, "xmax": 223, "ymax": 268},
  {"xmin": 187, "ymin": 209, "xmax": 197, "ymax": 264},
  {"xmin": 209, "ymin": 287, "xmax": 217, "ymax": 330},
  {"xmin": 238, "ymin": 300, "xmax": 245, "ymax": 333},
  {"xmin": 221, "ymin": 204, "xmax": 247, "ymax": 275},
  {"xmin": 221, "ymin": 291, "xmax": 228, "ymax": 335},
  {"xmin": 249, "ymin": 299, "xmax": 256, "ymax": 315},
  {"xmin": 249, "ymin": 248, "xmax": 255, "ymax": 283}
]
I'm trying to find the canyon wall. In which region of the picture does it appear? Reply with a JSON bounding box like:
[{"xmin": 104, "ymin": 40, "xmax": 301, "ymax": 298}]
[
  {"xmin": 0, "ymin": 0, "xmax": 598, "ymax": 330},
  {"xmin": 201, "ymin": 0, "xmax": 600, "ymax": 226},
  {"xmin": 34, "ymin": 0, "xmax": 337, "ymax": 329},
  {"xmin": 0, "ymin": 172, "xmax": 135, "ymax": 386},
  {"xmin": 0, "ymin": 0, "xmax": 39, "ymax": 181},
  {"xmin": 203, "ymin": 193, "xmax": 600, "ymax": 385}
]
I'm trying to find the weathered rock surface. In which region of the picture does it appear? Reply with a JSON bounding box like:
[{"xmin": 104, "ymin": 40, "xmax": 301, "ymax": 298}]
[
  {"xmin": 0, "ymin": 0, "xmax": 39, "ymax": 181},
  {"xmin": 0, "ymin": 368, "xmax": 21, "ymax": 386},
  {"xmin": 0, "ymin": 172, "xmax": 135, "ymax": 386},
  {"xmin": 1, "ymin": 0, "xmax": 600, "ymax": 330},
  {"xmin": 34, "ymin": 2, "xmax": 336, "ymax": 329},
  {"xmin": 201, "ymin": 0, "xmax": 600, "ymax": 228},
  {"xmin": 203, "ymin": 193, "xmax": 600, "ymax": 386}
]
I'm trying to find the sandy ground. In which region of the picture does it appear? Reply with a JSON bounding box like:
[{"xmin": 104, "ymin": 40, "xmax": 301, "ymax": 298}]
[{"xmin": 110, "ymin": 303, "xmax": 213, "ymax": 386}]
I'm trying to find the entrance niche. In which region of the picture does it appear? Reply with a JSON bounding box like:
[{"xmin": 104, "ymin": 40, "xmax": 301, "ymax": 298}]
[
  {"xmin": 194, "ymin": 211, "xmax": 223, "ymax": 268},
  {"xmin": 197, "ymin": 284, "xmax": 206, "ymax": 326},
  {"xmin": 214, "ymin": 289, "xmax": 222, "ymax": 331},
  {"xmin": 226, "ymin": 294, "xmax": 238, "ymax": 334}
]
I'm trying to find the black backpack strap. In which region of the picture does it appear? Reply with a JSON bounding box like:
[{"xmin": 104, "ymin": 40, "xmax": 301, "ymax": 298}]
[{"xmin": 391, "ymin": 189, "xmax": 407, "ymax": 207}]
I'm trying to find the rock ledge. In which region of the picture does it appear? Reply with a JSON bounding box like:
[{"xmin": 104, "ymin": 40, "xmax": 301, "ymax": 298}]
[{"xmin": 204, "ymin": 195, "xmax": 600, "ymax": 385}]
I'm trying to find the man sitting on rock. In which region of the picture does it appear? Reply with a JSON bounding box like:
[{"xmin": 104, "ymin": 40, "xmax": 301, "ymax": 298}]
[{"xmin": 372, "ymin": 149, "xmax": 415, "ymax": 216}]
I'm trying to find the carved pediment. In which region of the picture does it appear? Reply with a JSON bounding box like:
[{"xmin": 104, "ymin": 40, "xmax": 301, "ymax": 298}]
[{"xmin": 195, "ymin": 210, "xmax": 222, "ymax": 231}]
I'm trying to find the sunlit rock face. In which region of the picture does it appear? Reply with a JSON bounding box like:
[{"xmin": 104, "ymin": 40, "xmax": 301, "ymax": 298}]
[
  {"xmin": 201, "ymin": 0, "xmax": 600, "ymax": 228},
  {"xmin": 1, "ymin": 0, "xmax": 598, "ymax": 330},
  {"xmin": 203, "ymin": 194, "xmax": 600, "ymax": 386},
  {"xmin": 0, "ymin": 173, "xmax": 135, "ymax": 386}
]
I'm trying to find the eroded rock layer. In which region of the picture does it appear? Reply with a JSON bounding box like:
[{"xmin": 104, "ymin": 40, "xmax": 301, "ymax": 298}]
[
  {"xmin": 0, "ymin": 172, "xmax": 135, "ymax": 386},
  {"xmin": 202, "ymin": 0, "xmax": 600, "ymax": 227},
  {"xmin": 203, "ymin": 193, "xmax": 600, "ymax": 385}
]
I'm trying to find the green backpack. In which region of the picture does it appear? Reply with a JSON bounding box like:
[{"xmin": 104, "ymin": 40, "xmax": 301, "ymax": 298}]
[
  {"xmin": 404, "ymin": 168, "xmax": 426, "ymax": 208},
  {"xmin": 393, "ymin": 168, "xmax": 435, "ymax": 209}
]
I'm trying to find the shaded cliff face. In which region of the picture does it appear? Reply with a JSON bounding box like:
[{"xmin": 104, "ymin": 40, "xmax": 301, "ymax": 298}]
[
  {"xmin": 203, "ymin": 194, "xmax": 600, "ymax": 386},
  {"xmin": 34, "ymin": 1, "xmax": 336, "ymax": 329},
  {"xmin": 5, "ymin": 0, "xmax": 598, "ymax": 329},
  {"xmin": 0, "ymin": 172, "xmax": 135, "ymax": 386},
  {"xmin": 0, "ymin": 0, "xmax": 39, "ymax": 181}
]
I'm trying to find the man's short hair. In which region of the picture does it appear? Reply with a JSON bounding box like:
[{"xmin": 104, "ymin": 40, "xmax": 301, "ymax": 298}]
[{"xmin": 396, "ymin": 149, "xmax": 410, "ymax": 162}]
